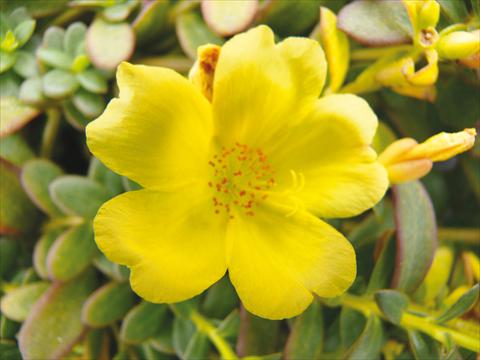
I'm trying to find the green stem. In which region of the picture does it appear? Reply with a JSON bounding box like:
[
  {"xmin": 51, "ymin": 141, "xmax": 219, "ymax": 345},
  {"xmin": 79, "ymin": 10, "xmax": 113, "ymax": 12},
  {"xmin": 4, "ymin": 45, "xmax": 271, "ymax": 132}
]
[
  {"xmin": 438, "ymin": 227, "xmax": 480, "ymax": 245},
  {"xmin": 40, "ymin": 108, "xmax": 61, "ymax": 158},
  {"xmin": 339, "ymin": 293, "xmax": 479, "ymax": 352},
  {"xmin": 351, "ymin": 45, "xmax": 412, "ymax": 61},
  {"xmin": 190, "ymin": 311, "xmax": 238, "ymax": 360}
]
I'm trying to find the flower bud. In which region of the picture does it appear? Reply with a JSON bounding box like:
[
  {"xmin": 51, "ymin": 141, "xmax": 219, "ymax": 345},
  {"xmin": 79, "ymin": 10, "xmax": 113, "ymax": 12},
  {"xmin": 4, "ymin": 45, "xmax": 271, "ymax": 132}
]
[
  {"xmin": 380, "ymin": 128, "xmax": 477, "ymax": 184},
  {"xmin": 188, "ymin": 44, "xmax": 221, "ymax": 101},
  {"xmin": 437, "ymin": 30, "xmax": 480, "ymax": 60}
]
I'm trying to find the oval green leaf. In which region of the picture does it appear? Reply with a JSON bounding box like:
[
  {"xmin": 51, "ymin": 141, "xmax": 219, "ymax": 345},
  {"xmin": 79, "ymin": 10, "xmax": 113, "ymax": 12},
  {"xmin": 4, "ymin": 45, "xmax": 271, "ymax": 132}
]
[
  {"xmin": 42, "ymin": 69, "xmax": 79, "ymax": 99},
  {"xmin": 1, "ymin": 282, "xmax": 49, "ymax": 322},
  {"xmin": 201, "ymin": 0, "xmax": 258, "ymax": 36},
  {"xmin": 374, "ymin": 289, "xmax": 408, "ymax": 325},
  {"xmin": 0, "ymin": 96, "xmax": 40, "ymax": 137},
  {"xmin": 120, "ymin": 302, "xmax": 169, "ymax": 344},
  {"xmin": 392, "ymin": 181, "xmax": 437, "ymax": 293}
]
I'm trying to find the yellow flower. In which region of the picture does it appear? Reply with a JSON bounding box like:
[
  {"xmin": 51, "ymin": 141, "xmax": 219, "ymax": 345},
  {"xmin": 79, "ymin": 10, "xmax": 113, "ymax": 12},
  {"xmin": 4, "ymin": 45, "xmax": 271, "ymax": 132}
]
[
  {"xmin": 379, "ymin": 129, "xmax": 477, "ymax": 184},
  {"xmin": 86, "ymin": 26, "xmax": 388, "ymax": 319}
]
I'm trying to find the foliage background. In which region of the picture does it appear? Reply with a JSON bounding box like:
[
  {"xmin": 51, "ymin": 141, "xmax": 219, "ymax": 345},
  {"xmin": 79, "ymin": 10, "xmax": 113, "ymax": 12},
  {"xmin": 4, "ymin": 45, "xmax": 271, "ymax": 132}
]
[{"xmin": 0, "ymin": 0, "xmax": 479, "ymax": 359}]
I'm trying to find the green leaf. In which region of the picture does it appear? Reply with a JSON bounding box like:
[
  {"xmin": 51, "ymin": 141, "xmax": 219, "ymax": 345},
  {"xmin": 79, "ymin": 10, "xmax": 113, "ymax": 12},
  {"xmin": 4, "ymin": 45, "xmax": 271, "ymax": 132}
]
[
  {"xmin": 133, "ymin": 0, "xmax": 169, "ymax": 46},
  {"xmin": 72, "ymin": 89, "xmax": 105, "ymax": 119},
  {"xmin": 0, "ymin": 50, "xmax": 17, "ymax": 74},
  {"xmin": 93, "ymin": 254, "xmax": 129, "ymax": 282},
  {"xmin": 46, "ymin": 223, "xmax": 98, "ymax": 281},
  {"xmin": 237, "ymin": 307, "xmax": 280, "ymax": 356},
  {"xmin": 284, "ymin": 301, "xmax": 323, "ymax": 359},
  {"xmin": 345, "ymin": 315, "xmax": 384, "ymax": 359},
  {"xmin": 201, "ymin": 0, "xmax": 258, "ymax": 37},
  {"xmin": 259, "ymin": 0, "xmax": 321, "ymax": 36},
  {"xmin": 176, "ymin": 12, "xmax": 223, "ymax": 59},
  {"xmin": 437, "ymin": 0, "xmax": 468, "ymax": 23},
  {"xmin": 19, "ymin": 77, "xmax": 44, "ymax": 105},
  {"xmin": 63, "ymin": 100, "xmax": 91, "ymax": 130},
  {"xmin": 42, "ymin": 69, "xmax": 79, "ymax": 99},
  {"xmin": 1, "ymin": 315, "xmax": 21, "ymax": 341},
  {"xmin": 102, "ymin": 2, "xmax": 137, "ymax": 22},
  {"xmin": 340, "ymin": 307, "xmax": 366, "ymax": 349},
  {"xmin": 8, "ymin": 8, "xmax": 30, "ymax": 28},
  {"xmin": 18, "ymin": 269, "xmax": 97, "ymax": 360},
  {"xmin": 88, "ymin": 157, "xmax": 124, "ymax": 196},
  {"xmin": 392, "ymin": 181, "xmax": 437, "ymax": 293},
  {"xmin": 172, "ymin": 316, "xmax": 196, "ymax": 359},
  {"xmin": 436, "ymin": 284, "xmax": 479, "ymax": 323},
  {"xmin": 201, "ymin": 276, "xmax": 239, "ymax": 319},
  {"xmin": 13, "ymin": 51, "xmax": 37, "ymax": 78},
  {"xmin": 374, "ymin": 290, "xmax": 408, "ymax": 325},
  {"xmin": 49, "ymin": 175, "xmax": 110, "ymax": 219},
  {"xmin": 150, "ymin": 317, "xmax": 175, "ymax": 354},
  {"xmin": 120, "ymin": 302, "xmax": 169, "ymax": 344},
  {"xmin": 21, "ymin": 159, "xmax": 64, "ymax": 216},
  {"xmin": 13, "ymin": 19, "xmax": 35, "ymax": 47},
  {"xmin": 217, "ymin": 309, "xmax": 240, "ymax": 341},
  {"xmin": 86, "ymin": 18, "xmax": 135, "ymax": 70},
  {"xmin": 64, "ymin": 22, "xmax": 87, "ymax": 57},
  {"xmin": 0, "ymin": 282, "xmax": 49, "ymax": 322},
  {"xmin": 0, "ymin": 96, "xmax": 39, "ymax": 137},
  {"xmin": 42, "ymin": 27, "xmax": 65, "ymax": 50},
  {"xmin": 0, "ymin": 237, "xmax": 19, "ymax": 278},
  {"xmin": 37, "ymin": 48, "xmax": 73, "ymax": 70},
  {"xmin": 76, "ymin": 69, "xmax": 108, "ymax": 94},
  {"xmin": 337, "ymin": 0, "xmax": 412, "ymax": 46},
  {"xmin": 0, "ymin": 160, "xmax": 38, "ymax": 235},
  {"xmin": 33, "ymin": 230, "xmax": 61, "ymax": 279},
  {"xmin": 82, "ymin": 282, "xmax": 137, "ymax": 327},
  {"xmin": 366, "ymin": 234, "xmax": 396, "ymax": 294},
  {"xmin": 183, "ymin": 332, "xmax": 210, "ymax": 360},
  {"xmin": 408, "ymin": 330, "xmax": 440, "ymax": 360},
  {"xmin": 0, "ymin": 133, "xmax": 34, "ymax": 166},
  {"xmin": 84, "ymin": 328, "xmax": 110, "ymax": 360}
]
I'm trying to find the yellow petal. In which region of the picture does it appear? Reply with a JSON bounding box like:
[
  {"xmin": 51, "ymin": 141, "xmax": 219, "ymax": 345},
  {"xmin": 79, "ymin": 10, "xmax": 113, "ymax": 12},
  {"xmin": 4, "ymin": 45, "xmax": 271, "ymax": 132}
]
[
  {"xmin": 86, "ymin": 62, "xmax": 213, "ymax": 190},
  {"xmin": 386, "ymin": 159, "xmax": 433, "ymax": 183},
  {"xmin": 269, "ymin": 94, "xmax": 389, "ymax": 218},
  {"xmin": 212, "ymin": 25, "xmax": 326, "ymax": 147},
  {"xmin": 437, "ymin": 31, "xmax": 480, "ymax": 60},
  {"xmin": 188, "ymin": 44, "xmax": 221, "ymax": 101},
  {"xmin": 314, "ymin": 7, "xmax": 349, "ymax": 94},
  {"xmin": 94, "ymin": 187, "xmax": 227, "ymax": 303},
  {"xmin": 227, "ymin": 203, "xmax": 356, "ymax": 319},
  {"xmin": 405, "ymin": 49, "xmax": 438, "ymax": 86}
]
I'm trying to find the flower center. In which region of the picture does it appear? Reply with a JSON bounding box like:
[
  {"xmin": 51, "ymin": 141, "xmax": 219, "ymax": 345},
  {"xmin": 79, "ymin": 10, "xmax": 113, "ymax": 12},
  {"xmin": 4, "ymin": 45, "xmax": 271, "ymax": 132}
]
[{"xmin": 207, "ymin": 143, "xmax": 276, "ymax": 219}]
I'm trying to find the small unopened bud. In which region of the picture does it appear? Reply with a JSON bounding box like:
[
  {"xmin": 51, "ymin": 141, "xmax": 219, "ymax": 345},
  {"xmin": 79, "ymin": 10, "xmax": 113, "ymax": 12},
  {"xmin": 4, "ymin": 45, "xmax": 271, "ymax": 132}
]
[
  {"xmin": 188, "ymin": 44, "xmax": 221, "ymax": 101},
  {"xmin": 379, "ymin": 128, "xmax": 477, "ymax": 184},
  {"xmin": 418, "ymin": 0, "xmax": 440, "ymax": 30},
  {"xmin": 437, "ymin": 31, "xmax": 480, "ymax": 60}
]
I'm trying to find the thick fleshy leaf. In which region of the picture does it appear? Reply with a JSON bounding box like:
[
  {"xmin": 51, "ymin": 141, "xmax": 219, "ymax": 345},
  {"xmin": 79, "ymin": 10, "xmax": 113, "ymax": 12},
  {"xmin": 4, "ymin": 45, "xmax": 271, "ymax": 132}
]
[
  {"xmin": 13, "ymin": 51, "xmax": 38, "ymax": 78},
  {"xmin": 63, "ymin": 100, "xmax": 91, "ymax": 130},
  {"xmin": 0, "ymin": 96, "xmax": 40, "ymax": 137},
  {"xmin": 408, "ymin": 330, "xmax": 441, "ymax": 360},
  {"xmin": 94, "ymin": 188, "xmax": 227, "ymax": 303},
  {"xmin": 201, "ymin": 276, "xmax": 239, "ymax": 319},
  {"xmin": 37, "ymin": 48, "xmax": 73, "ymax": 70},
  {"xmin": 120, "ymin": 302, "xmax": 169, "ymax": 344},
  {"xmin": 176, "ymin": 12, "xmax": 223, "ymax": 59},
  {"xmin": 46, "ymin": 223, "xmax": 98, "ymax": 281},
  {"xmin": 201, "ymin": 0, "xmax": 258, "ymax": 37},
  {"xmin": 18, "ymin": 270, "xmax": 97, "ymax": 360},
  {"xmin": 437, "ymin": 0, "xmax": 468, "ymax": 22},
  {"xmin": 337, "ymin": 0, "xmax": 412, "ymax": 46},
  {"xmin": 72, "ymin": 90, "xmax": 105, "ymax": 119},
  {"xmin": 64, "ymin": 22, "xmax": 87, "ymax": 57},
  {"xmin": 284, "ymin": 301, "xmax": 323, "ymax": 359},
  {"xmin": 172, "ymin": 316, "xmax": 196, "ymax": 359},
  {"xmin": 392, "ymin": 181, "xmax": 437, "ymax": 293},
  {"xmin": 86, "ymin": 18, "xmax": 135, "ymax": 70},
  {"xmin": 340, "ymin": 308, "xmax": 366, "ymax": 349},
  {"xmin": 33, "ymin": 230, "xmax": 61, "ymax": 279},
  {"xmin": 236, "ymin": 307, "xmax": 280, "ymax": 357},
  {"xmin": 133, "ymin": 0, "xmax": 169, "ymax": 46},
  {"xmin": 0, "ymin": 237, "xmax": 19, "ymax": 278},
  {"xmin": 436, "ymin": 283, "xmax": 479, "ymax": 323},
  {"xmin": 0, "ymin": 50, "xmax": 17, "ymax": 73},
  {"xmin": 227, "ymin": 204, "xmax": 355, "ymax": 319},
  {"xmin": 0, "ymin": 160, "xmax": 38, "ymax": 235},
  {"xmin": 0, "ymin": 282, "xmax": 49, "ymax": 322},
  {"xmin": 21, "ymin": 159, "xmax": 64, "ymax": 216},
  {"xmin": 19, "ymin": 77, "xmax": 45, "ymax": 105},
  {"xmin": 88, "ymin": 157, "xmax": 124, "ymax": 197},
  {"xmin": 345, "ymin": 315, "xmax": 384, "ymax": 359},
  {"xmin": 49, "ymin": 175, "xmax": 110, "ymax": 219},
  {"xmin": 76, "ymin": 69, "xmax": 108, "ymax": 94},
  {"xmin": 82, "ymin": 282, "xmax": 137, "ymax": 328},
  {"xmin": 0, "ymin": 133, "xmax": 34, "ymax": 166},
  {"xmin": 42, "ymin": 69, "xmax": 79, "ymax": 99},
  {"xmin": 13, "ymin": 19, "xmax": 35, "ymax": 47},
  {"xmin": 374, "ymin": 289, "xmax": 408, "ymax": 325},
  {"xmin": 86, "ymin": 62, "xmax": 214, "ymax": 190}
]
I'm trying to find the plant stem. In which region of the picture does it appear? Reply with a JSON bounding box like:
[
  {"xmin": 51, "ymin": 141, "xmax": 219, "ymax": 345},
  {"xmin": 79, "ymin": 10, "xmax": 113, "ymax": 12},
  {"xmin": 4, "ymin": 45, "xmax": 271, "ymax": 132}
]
[
  {"xmin": 41, "ymin": 108, "xmax": 61, "ymax": 158},
  {"xmin": 339, "ymin": 293, "xmax": 479, "ymax": 352},
  {"xmin": 190, "ymin": 311, "xmax": 238, "ymax": 360},
  {"xmin": 351, "ymin": 45, "xmax": 412, "ymax": 61},
  {"xmin": 438, "ymin": 227, "xmax": 480, "ymax": 245}
]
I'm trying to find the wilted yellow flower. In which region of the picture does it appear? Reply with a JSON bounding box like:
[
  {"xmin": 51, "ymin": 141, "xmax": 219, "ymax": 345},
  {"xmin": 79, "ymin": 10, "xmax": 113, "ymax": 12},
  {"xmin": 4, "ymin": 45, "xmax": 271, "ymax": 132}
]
[
  {"xmin": 379, "ymin": 129, "xmax": 477, "ymax": 184},
  {"xmin": 86, "ymin": 26, "xmax": 388, "ymax": 319}
]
